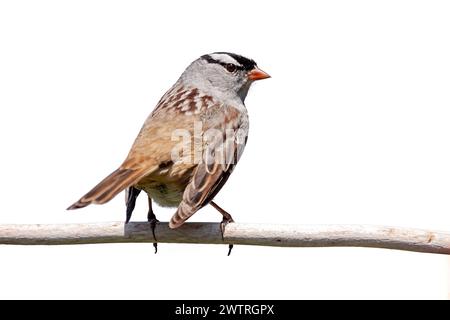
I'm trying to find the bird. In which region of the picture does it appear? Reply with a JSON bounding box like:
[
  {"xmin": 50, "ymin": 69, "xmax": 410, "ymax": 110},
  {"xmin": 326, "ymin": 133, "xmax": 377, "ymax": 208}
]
[{"xmin": 67, "ymin": 52, "xmax": 270, "ymax": 254}]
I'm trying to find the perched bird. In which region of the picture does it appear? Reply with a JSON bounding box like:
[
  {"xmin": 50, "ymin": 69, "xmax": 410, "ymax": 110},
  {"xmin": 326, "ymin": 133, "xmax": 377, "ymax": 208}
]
[{"xmin": 68, "ymin": 52, "xmax": 270, "ymax": 253}]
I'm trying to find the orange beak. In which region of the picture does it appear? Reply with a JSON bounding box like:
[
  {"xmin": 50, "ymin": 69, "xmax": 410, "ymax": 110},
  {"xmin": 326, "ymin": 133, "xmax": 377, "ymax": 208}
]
[{"xmin": 247, "ymin": 67, "xmax": 271, "ymax": 81}]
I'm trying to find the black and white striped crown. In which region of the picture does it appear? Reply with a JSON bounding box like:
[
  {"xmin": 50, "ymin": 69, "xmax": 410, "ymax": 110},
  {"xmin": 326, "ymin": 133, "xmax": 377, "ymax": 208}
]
[{"xmin": 201, "ymin": 52, "xmax": 257, "ymax": 71}]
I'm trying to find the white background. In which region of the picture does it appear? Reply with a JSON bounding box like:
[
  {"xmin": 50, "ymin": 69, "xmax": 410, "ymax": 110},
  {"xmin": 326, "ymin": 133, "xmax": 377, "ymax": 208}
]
[{"xmin": 0, "ymin": 0, "xmax": 449, "ymax": 299}]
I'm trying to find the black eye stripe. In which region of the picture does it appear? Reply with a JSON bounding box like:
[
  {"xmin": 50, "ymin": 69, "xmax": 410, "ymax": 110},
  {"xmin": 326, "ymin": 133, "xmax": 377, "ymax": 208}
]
[
  {"xmin": 219, "ymin": 62, "xmax": 242, "ymax": 72},
  {"xmin": 213, "ymin": 52, "xmax": 256, "ymax": 71},
  {"xmin": 201, "ymin": 55, "xmax": 245, "ymax": 71}
]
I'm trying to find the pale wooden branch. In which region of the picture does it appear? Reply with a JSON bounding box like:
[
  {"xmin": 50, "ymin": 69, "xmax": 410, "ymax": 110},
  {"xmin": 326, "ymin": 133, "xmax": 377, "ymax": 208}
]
[{"xmin": 0, "ymin": 222, "xmax": 449, "ymax": 255}]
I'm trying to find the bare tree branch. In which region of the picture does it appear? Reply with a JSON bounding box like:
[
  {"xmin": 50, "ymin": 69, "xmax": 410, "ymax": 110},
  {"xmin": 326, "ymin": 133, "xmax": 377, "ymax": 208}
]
[{"xmin": 0, "ymin": 222, "xmax": 449, "ymax": 255}]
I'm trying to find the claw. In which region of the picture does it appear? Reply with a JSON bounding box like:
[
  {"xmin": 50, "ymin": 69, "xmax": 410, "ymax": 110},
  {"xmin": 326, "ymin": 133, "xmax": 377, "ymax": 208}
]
[
  {"xmin": 148, "ymin": 217, "xmax": 159, "ymax": 254},
  {"xmin": 220, "ymin": 217, "xmax": 234, "ymax": 241},
  {"xmin": 220, "ymin": 217, "xmax": 234, "ymax": 256},
  {"xmin": 227, "ymin": 244, "xmax": 233, "ymax": 256}
]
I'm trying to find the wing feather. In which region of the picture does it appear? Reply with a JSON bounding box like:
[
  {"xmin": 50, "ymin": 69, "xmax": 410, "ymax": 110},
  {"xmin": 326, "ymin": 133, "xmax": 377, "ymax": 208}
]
[{"xmin": 169, "ymin": 105, "xmax": 248, "ymax": 228}]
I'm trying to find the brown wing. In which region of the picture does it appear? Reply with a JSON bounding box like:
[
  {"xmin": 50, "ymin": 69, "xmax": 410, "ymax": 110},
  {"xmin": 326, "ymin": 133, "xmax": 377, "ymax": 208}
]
[
  {"xmin": 169, "ymin": 163, "xmax": 235, "ymax": 228},
  {"xmin": 169, "ymin": 105, "xmax": 248, "ymax": 228},
  {"xmin": 68, "ymin": 85, "xmax": 207, "ymax": 210}
]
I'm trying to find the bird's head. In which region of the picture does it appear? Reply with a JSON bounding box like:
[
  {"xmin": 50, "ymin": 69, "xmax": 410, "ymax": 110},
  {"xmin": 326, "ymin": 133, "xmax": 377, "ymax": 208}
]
[{"xmin": 180, "ymin": 52, "xmax": 270, "ymax": 102}]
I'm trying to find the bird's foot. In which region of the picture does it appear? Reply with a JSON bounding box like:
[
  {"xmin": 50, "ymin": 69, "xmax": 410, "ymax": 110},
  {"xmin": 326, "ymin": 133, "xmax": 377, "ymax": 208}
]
[
  {"xmin": 220, "ymin": 216, "xmax": 234, "ymax": 240},
  {"xmin": 220, "ymin": 217, "xmax": 234, "ymax": 256},
  {"xmin": 148, "ymin": 217, "xmax": 160, "ymax": 254}
]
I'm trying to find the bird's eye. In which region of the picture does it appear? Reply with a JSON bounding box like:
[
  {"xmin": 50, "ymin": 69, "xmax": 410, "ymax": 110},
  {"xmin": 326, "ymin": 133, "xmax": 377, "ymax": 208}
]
[{"xmin": 225, "ymin": 63, "xmax": 237, "ymax": 73}]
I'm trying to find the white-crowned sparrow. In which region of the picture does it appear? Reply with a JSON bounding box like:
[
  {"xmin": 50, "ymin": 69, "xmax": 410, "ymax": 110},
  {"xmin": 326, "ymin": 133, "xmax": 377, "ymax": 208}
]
[{"xmin": 68, "ymin": 52, "xmax": 270, "ymax": 252}]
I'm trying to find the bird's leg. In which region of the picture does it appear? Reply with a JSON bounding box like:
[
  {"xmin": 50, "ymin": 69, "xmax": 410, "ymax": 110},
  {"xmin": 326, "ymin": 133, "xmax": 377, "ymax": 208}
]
[
  {"xmin": 210, "ymin": 201, "xmax": 234, "ymax": 256},
  {"xmin": 147, "ymin": 197, "xmax": 159, "ymax": 254},
  {"xmin": 125, "ymin": 187, "xmax": 141, "ymax": 224}
]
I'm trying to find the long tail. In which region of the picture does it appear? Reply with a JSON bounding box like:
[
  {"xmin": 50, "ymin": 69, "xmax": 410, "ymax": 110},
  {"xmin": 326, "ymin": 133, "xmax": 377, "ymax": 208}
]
[{"xmin": 67, "ymin": 168, "xmax": 145, "ymax": 210}]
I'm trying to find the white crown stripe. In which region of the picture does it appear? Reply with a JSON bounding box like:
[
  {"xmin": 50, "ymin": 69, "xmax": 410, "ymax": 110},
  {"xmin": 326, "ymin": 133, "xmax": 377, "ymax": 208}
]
[{"xmin": 208, "ymin": 53, "xmax": 241, "ymax": 66}]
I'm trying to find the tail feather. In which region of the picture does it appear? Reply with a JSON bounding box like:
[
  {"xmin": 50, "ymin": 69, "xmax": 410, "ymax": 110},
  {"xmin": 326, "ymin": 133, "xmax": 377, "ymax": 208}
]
[{"xmin": 67, "ymin": 168, "xmax": 144, "ymax": 210}]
